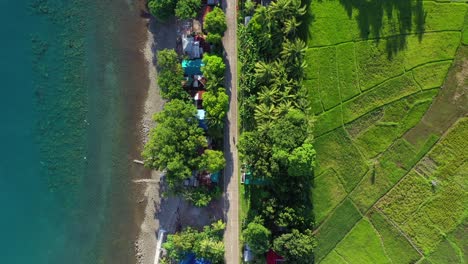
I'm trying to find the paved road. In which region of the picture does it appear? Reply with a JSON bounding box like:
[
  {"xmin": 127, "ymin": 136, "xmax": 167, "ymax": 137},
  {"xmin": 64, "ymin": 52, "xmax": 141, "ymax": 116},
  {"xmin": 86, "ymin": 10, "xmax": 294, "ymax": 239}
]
[{"xmin": 222, "ymin": 0, "xmax": 239, "ymax": 263}]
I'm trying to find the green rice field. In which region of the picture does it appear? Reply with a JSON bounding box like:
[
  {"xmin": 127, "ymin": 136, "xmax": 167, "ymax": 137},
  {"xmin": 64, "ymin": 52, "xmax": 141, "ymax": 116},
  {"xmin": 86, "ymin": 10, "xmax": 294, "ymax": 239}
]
[{"xmin": 307, "ymin": 1, "xmax": 468, "ymax": 263}]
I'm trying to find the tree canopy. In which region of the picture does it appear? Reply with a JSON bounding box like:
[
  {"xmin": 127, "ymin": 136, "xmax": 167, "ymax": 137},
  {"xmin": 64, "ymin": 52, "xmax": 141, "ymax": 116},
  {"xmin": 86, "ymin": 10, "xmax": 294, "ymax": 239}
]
[
  {"xmin": 175, "ymin": 0, "xmax": 201, "ymax": 20},
  {"xmin": 142, "ymin": 100, "xmax": 206, "ymax": 188},
  {"xmin": 148, "ymin": 0, "xmax": 176, "ymax": 21},
  {"xmin": 204, "ymin": 7, "xmax": 227, "ymax": 36},
  {"xmin": 202, "ymin": 54, "xmax": 226, "ymax": 80},
  {"xmin": 163, "ymin": 221, "xmax": 226, "ymax": 264},
  {"xmin": 242, "ymin": 221, "xmax": 271, "ymax": 255},
  {"xmin": 273, "ymin": 229, "xmax": 316, "ymax": 263},
  {"xmin": 199, "ymin": 149, "xmax": 226, "ymax": 173},
  {"xmin": 203, "ymin": 88, "xmax": 229, "ymax": 127},
  {"xmin": 156, "ymin": 49, "xmax": 187, "ymax": 100}
]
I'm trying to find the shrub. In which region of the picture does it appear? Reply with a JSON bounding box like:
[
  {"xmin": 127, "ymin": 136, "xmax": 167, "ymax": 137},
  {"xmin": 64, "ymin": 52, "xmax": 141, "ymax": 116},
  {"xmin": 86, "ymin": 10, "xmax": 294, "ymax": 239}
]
[{"xmin": 204, "ymin": 7, "xmax": 227, "ymax": 36}]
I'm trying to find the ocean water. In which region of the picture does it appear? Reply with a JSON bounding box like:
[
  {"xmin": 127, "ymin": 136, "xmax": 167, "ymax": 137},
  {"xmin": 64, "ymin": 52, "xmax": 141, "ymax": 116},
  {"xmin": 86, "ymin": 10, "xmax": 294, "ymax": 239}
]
[{"xmin": 0, "ymin": 1, "xmax": 147, "ymax": 263}]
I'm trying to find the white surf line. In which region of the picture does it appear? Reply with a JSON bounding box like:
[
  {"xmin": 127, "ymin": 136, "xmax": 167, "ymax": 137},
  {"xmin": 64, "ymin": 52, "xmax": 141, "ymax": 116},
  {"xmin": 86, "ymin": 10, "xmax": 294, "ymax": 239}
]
[{"xmin": 154, "ymin": 229, "xmax": 166, "ymax": 264}]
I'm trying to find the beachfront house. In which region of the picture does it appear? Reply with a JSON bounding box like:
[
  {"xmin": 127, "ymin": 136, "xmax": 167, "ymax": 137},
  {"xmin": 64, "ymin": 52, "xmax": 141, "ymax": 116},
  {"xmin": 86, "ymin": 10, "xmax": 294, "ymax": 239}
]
[
  {"xmin": 182, "ymin": 59, "xmax": 204, "ymax": 76},
  {"xmin": 182, "ymin": 35, "xmax": 203, "ymax": 59}
]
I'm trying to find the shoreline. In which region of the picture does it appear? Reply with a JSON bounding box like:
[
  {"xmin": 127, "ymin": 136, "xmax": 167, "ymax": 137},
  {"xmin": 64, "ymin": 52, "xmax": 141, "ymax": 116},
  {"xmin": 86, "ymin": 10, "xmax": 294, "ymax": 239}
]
[{"xmin": 134, "ymin": 19, "xmax": 163, "ymax": 264}]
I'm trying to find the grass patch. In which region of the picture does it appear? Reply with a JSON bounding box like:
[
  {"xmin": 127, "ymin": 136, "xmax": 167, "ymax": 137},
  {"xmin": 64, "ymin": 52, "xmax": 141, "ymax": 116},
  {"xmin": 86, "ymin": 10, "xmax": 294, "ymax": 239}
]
[
  {"xmin": 377, "ymin": 171, "xmax": 433, "ymax": 225},
  {"xmin": 316, "ymin": 46, "xmax": 341, "ymax": 110},
  {"xmin": 315, "ymin": 198, "xmax": 362, "ymax": 262},
  {"xmin": 314, "ymin": 106, "xmax": 342, "ymax": 137},
  {"xmin": 345, "ymin": 108, "xmax": 384, "ymax": 138},
  {"xmin": 412, "ymin": 61, "xmax": 452, "ymax": 90},
  {"xmin": 307, "ymin": 1, "xmax": 467, "ymax": 47},
  {"xmin": 304, "ymin": 78, "xmax": 324, "ymax": 115},
  {"xmin": 320, "ymin": 250, "xmax": 346, "ymax": 264},
  {"xmin": 368, "ymin": 210, "xmax": 422, "ymax": 264},
  {"xmin": 312, "ymin": 170, "xmax": 348, "ymax": 225},
  {"xmin": 333, "ymin": 218, "xmax": 391, "ymax": 264},
  {"xmin": 336, "ymin": 42, "xmax": 360, "ymax": 100},
  {"xmin": 350, "ymin": 139, "xmax": 417, "ymax": 212},
  {"xmin": 404, "ymin": 32, "xmax": 461, "ymax": 70},
  {"xmin": 354, "ymin": 91, "xmax": 436, "ymax": 158},
  {"xmin": 427, "ymin": 238, "xmax": 462, "ymax": 264},
  {"xmin": 314, "ymin": 128, "xmax": 368, "ymax": 192},
  {"xmin": 354, "ymin": 39, "xmax": 405, "ymax": 90},
  {"xmin": 342, "ymin": 73, "xmax": 420, "ymax": 123}
]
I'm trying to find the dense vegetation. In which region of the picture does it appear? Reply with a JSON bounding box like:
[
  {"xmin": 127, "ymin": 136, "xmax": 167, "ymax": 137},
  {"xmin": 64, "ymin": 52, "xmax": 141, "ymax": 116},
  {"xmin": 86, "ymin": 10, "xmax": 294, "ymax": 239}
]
[
  {"xmin": 162, "ymin": 220, "xmax": 226, "ymax": 263},
  {"xmin": 305, "ymin": 0, "xmax": 468, "ymax": 263},
  {"xmin": 143, "ymin": 4, "xmax": 228, "ymax": 206},
  {"xmin": 238, "ymin": 0, "xmax": 317, "ymax": 261},
  {"xmin": 148, "ymin": 0, "xmax": 201, "ymax": 20}
]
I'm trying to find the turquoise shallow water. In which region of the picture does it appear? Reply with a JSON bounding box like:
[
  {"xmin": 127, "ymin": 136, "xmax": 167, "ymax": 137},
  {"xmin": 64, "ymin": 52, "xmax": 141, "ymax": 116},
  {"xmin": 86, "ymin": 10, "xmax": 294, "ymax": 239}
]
[{"xmin": 0, "ymin": 1, "xmax": 146, "ymax": 263}]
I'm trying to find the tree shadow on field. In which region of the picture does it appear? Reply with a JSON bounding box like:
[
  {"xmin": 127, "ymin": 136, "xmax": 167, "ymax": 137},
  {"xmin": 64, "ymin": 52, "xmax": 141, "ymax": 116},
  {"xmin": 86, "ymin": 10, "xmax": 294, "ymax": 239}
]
[
  {"xmin": 339, "ymin": 0, "xmax": 426, "ymax": 59},
  {"xmin": 298, "ymin": 0, "xmax": 314, "ymax": 42}
]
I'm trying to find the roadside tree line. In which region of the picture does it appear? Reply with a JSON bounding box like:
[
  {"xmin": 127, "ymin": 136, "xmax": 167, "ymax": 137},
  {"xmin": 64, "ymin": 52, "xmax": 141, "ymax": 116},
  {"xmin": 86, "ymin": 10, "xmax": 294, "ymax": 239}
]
[{"xmin": 238, "ymin": 0, "xmax": 317, "ymax": 262}]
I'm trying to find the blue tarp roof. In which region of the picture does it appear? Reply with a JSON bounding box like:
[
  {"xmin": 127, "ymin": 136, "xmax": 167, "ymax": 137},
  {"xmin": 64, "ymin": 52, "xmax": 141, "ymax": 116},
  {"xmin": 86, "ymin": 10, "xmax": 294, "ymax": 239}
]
[
  {"xmin": 180, "ymin": 253, "xmax": 212, "ymax": 264},
  {"xmin": 210, "ymin": 171, "xmax": 220, "ymax": 183},
  {"xmin": 182, "ymin": 59, "xmax": 204, "ymax": 76}
]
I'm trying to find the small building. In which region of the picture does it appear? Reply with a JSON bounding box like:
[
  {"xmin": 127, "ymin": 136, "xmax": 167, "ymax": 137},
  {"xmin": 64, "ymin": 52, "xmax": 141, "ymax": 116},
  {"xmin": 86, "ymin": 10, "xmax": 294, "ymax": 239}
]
[
  {"xmin": 182, "ymin": 59, "xmax": 205, "ymax": 76},
  {"xmin": 266, "ymin": 249, "xmax": 285, "ymax": 264},
  {"xmin": 197, "ymin": 109, "xmax": 208, "ymax": 130},
  {"xmin": 182, "ymin": 36, "xmax": 203, "ymax": 59},
  {"xmin": 244, "ymin": 244, "xmax": 254, "ymax": 262},
  {"xmin": 210, "ymin": 171, "xmax": 220, "ymax": 183},
  {"xmin": 244, "ymin": 16, "xmax": 252, "ymax": 26}
]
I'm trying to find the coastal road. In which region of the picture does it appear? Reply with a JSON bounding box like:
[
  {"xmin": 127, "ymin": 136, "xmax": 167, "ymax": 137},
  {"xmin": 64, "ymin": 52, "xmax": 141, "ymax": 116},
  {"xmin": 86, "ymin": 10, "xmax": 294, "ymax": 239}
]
[{"xmin": 222, "ymin": 0, "xmax": 239, "ymax": 263}]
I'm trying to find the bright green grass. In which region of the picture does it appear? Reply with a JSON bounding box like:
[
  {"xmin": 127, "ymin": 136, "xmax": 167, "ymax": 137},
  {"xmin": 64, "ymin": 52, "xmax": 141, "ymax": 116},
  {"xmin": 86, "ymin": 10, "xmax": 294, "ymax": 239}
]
[
  {"xmin": 345, "ymin": 108, "xmax": 384, "ymax": 138},
  {"xmin": 341, "ymin": 73, "xmax": 420, "ymax": 123},
  {"xmin": 303, "ymin": 78, "xmax": 323, "ymax": 115},
  {"xmin": 413, "ymin": 61, "xmax": 453, "ymax": 90},
  {"xmin": 404, "ymin": 32, "xmax": 461, "ymax": 70},
  {"xmin": 307, "ymin": 0, "xmax": 467, "ymax": 47},
  {"xmin": 336, "ymin": 42, "xmax": 360, "ymax": 100},
  {"xmin": 383, "ymin": 119, "xmax": 468, "ymax": 254},
  {"xmin": 314, "ymin": 128, "xmax": 368, "ymax": 192},
  {"xmin": 314, "ymin": 106, "xmax": 342, "ymax": 136},
  {"xmin": 312, "ymin": 170, "xmax": 347, "ymax": 225},
  {"xmin": 400, "ymin": 163, "xmax": 467, "ymax": 254},
  {"xmin": 354, "ymin": 91, "xmax": 436, "ymax": 158},
  {"xmin": 315, "ymin": 199, "xmax": 362, "ymax": 262},
  {"xmin": 350, "ymin": 139, "xmax": 417, "ymax": 212},
  {"xmin": 377, "ymin": 171, "xmax": 433, "ymax": 225},
  {"xmin": 316, "ymin": 46, "xmax": 341, "ymax": 109},
  {"xmin": 429, "ymin": 117, "xmax": 468, "ymax": 167},
  {"xmin": 320, "ymin": 250, "xmax": 346, "ymax": 264},
  {"xmin": 368, "ymin": 210, "xmax": 422, "ymax": 264},
  {"xmin": 333, "ymin": 218, "xmax": 391, "ymax": 264},
  {"xmin": 354, "ymin": 40, "xmax": 405, "ymax": 90}
]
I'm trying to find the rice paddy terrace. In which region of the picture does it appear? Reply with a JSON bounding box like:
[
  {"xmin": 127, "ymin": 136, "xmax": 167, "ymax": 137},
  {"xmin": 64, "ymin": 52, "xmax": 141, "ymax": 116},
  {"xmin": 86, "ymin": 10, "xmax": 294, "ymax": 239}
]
[{"xmin": 305, "ymin": 1, "xmax": 468, "ymax": 263}]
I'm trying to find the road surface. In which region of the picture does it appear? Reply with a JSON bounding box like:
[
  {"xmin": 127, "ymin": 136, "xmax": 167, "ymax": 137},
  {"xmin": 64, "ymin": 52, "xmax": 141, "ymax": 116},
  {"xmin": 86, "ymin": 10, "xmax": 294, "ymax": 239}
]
[{"xmin": 222, "ymin": 0, "xmax": 239, "ymax": 263}]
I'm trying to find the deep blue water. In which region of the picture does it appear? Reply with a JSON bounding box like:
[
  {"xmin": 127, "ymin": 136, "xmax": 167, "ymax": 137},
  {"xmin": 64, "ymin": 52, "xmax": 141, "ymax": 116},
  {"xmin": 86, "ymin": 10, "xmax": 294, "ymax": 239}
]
[{"xmin": 0, "ymin": 1, "xmax": 145, "ymax": 263}]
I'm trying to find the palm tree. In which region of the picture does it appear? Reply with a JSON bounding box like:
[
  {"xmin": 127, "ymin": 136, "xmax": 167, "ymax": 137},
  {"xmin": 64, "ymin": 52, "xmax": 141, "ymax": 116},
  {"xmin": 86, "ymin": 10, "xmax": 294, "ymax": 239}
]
[
  {"xmin": 287, "ymin": 59, "xmax": 308, "ymax": 80},
  {"xmin": 258, "ymin": 86, "xmax": 280, "ymax": 105},
  {"xmin": 255, "ymin": 61, "xmax": 276, "ymax": 85},
  {"xmin": 280, "ymin": 39, "xmax": 307, "ymax": 65},
  {"xmin": 271, "ymin": 0, "xmax": 306, "ymax": 21},
  {"xmin": 283, "ymin": 16, "xmax": 302, "ymax": 38},
  {"xmin": 254, "ymin": 103, "xmax": 278, "ymax": 124},
  {"xmin": 275, "ymin": 101, "xmax": 294, "ymax": 116}
]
